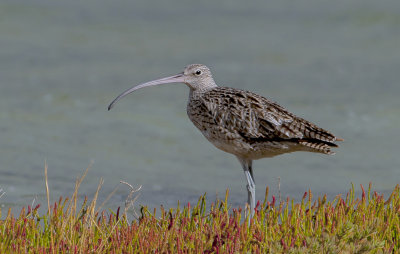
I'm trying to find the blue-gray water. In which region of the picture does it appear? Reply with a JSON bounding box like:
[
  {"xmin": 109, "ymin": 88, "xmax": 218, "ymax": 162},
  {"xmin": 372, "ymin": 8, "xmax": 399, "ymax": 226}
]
[{"xmin": 1, "ymin": 0, "xmax": 399, "ymax": 217}]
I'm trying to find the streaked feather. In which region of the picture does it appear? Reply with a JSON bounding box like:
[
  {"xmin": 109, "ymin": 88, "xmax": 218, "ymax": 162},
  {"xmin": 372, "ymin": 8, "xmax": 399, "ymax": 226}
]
[{"xmin": 187, "ymin": 87, "xmax": 342, "ymax": 158}]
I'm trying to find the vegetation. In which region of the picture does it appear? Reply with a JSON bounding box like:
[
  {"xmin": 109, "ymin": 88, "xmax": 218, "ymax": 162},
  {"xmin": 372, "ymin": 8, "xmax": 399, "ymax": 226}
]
[{"xmin": 0, "ymin": 166, "xmax": 399, "ymax": 253}]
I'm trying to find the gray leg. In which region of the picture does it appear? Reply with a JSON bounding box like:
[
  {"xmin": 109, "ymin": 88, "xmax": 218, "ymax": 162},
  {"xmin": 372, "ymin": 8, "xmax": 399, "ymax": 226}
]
[{"xmin": 237, "ymin": 157, "xmax": 255, "ymax": 219}]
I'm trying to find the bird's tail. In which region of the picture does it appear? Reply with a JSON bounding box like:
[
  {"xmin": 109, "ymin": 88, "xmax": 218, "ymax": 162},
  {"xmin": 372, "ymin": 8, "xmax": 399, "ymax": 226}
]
[{"xmin": 298, "ymin": 139, "xmax": 341, "ymax": 155}]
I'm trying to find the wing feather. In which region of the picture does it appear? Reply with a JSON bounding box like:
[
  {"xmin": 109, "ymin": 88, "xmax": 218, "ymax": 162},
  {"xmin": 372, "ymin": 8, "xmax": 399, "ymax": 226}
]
[{"xmin": 198, "ymin": 87, "xmax": 340, "ymax": 145}]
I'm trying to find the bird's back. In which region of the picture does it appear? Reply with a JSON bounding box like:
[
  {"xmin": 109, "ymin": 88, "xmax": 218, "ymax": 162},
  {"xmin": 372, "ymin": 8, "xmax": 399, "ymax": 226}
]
[{"xmin": 187, "ymin": 87, "xmax": 342, "ymax": 159}]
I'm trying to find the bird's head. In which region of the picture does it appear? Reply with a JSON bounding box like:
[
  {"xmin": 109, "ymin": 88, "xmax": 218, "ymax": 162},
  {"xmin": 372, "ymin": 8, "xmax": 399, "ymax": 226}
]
[
  {"xmin": 182, "ymin": 64, "xmax": 216, "ymax": 91},
  {"xmin": 108, "ymin": 64, "xmax": 217, "ymax": 110}
]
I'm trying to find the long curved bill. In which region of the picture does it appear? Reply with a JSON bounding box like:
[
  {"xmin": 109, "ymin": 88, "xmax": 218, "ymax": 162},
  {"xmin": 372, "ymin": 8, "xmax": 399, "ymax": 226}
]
[{"xmin": 108, "ymin": 73, "xmax": 184, "ymax": 110}]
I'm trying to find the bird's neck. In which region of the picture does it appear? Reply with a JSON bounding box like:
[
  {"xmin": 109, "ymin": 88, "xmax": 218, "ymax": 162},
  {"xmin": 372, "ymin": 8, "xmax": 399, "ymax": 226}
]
[
  {"xmin": 189, "ymin": 79, "xmax": 217, "ymax": 99},
  {"xmin": 189, "ymin": 86, "xmax": 215, "ymax": 99}
]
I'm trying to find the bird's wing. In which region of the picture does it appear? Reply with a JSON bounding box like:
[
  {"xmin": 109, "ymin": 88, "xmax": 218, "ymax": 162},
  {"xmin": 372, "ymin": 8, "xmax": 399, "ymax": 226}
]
[{"xmin": 201, "ymin": 87, "xmax": 339, "ymax": 143}]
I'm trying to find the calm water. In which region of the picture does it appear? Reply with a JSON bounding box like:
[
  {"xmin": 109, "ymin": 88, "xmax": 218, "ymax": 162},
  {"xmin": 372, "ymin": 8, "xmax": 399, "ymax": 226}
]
[{"xmin": 1, "ymin": 0, "xmax": 400, "ymax": 217}]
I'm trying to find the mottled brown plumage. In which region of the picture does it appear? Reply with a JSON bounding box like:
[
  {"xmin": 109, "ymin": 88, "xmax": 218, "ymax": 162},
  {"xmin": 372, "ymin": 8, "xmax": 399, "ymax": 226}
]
[
  {"xmin": 188, "ymin": 86, "xmax": 341, "ymax": 159},
  {"xmin": 108, "ymin": 63, "xmax": 342, "ymax": 219}
]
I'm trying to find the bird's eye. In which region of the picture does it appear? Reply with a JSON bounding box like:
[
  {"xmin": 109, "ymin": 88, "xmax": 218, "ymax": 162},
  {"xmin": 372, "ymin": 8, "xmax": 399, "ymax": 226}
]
[{"xmin": 195, "ymin": 70, "xmax": 202, "ymax": 75}]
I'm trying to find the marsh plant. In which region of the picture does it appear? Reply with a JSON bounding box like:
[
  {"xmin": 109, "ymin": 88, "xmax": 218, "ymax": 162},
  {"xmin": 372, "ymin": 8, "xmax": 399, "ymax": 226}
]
[{"xmin": 0, "ymin": 166, "xmax": 399, "ymax": 253}]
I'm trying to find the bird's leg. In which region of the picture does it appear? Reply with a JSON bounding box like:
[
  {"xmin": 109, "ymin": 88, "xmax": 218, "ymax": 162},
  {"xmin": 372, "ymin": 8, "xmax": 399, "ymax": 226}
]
[
  {"xmin": 248, "ymin": 160, "xmax": 254, "ymax": 181},
  {"xmin": 237, "ymin": 157, "xmax": 255, "ymax": 219},
  {"xmin": 245, "ymin": 160, "xmax": 255, "ymax": 216},
  {"xmin": 244, "ymin": 169, "xmax": 256, "ymax": 217}
]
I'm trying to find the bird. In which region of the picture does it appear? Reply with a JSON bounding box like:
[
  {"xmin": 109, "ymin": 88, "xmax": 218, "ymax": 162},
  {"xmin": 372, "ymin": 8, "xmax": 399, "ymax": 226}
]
[{"xmin": 108, "ymin": 64, "xmax": 343, "ymax": 218}]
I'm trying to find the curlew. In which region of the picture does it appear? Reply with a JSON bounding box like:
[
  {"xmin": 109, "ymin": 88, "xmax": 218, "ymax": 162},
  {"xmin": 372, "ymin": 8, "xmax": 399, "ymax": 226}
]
[{"xmin": 108, "ymin": 64, "xmax": 342, "ymax": 218}]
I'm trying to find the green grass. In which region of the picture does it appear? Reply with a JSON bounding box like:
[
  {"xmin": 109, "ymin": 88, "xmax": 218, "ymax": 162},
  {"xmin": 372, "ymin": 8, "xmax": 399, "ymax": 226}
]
[{"xmin": 0, "ymin": 166, "xmax": 399, "ymax": 253}]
